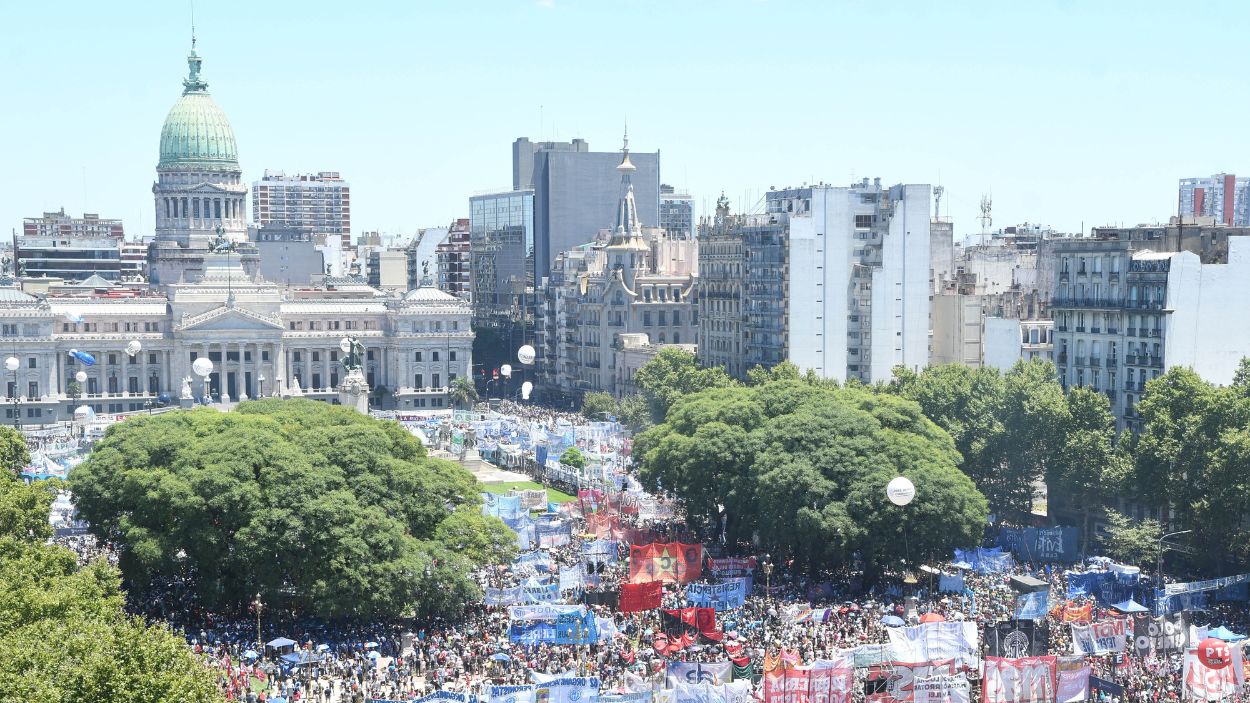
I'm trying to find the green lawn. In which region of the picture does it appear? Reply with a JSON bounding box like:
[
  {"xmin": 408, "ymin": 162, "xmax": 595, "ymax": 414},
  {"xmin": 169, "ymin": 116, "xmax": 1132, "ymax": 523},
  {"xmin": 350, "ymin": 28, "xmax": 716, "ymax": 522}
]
[{"xmin": 481, "ymin": 480, "xmax": 576, "ymax": 504}]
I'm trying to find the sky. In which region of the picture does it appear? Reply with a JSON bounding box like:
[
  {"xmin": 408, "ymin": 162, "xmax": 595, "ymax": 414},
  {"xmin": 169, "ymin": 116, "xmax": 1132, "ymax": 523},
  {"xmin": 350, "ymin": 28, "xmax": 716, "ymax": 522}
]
[{"xmin": 1, "ymin": 0, "xmax": 1247, "ymax": 241}]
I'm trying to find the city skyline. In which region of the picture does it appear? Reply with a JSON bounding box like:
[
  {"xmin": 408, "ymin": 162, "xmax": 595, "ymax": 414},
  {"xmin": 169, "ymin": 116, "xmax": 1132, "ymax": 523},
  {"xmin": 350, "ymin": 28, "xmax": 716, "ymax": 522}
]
[{"xmin": 2, "ymin": 0, "xmax": 1247, "ymax": 240}]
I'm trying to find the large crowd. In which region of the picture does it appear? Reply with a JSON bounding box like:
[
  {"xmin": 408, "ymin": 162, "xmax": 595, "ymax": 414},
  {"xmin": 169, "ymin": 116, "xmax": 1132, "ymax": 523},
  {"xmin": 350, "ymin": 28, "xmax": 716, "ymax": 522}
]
[{"xmin": 44, "ymin": 403, "xmax": 1250, "ymax": 703}]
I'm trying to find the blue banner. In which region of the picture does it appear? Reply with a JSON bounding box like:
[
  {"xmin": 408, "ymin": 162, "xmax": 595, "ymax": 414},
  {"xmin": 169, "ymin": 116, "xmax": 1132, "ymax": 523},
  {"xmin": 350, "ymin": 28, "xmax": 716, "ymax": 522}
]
[
  {"xmin": 490, "ymin": 686, "xmax": 536, "ymax": 703},
  {"xmin": 997, "ymin": 527, "xmax": 1080, "ymax": 562},
  {"xmin": 1067, "ymin": 570, "xmax": 1144, "ymax": 607},
  {"xmin": 485, "ymin": 586, "xmax": 525, "ymax": 606},
  {"xmin": 954, "ymin": 547, "xmax": 1015, "ymax": 573},
  {"xmin": 687, "ymin": 580, "xmax": 747, "ymax": 610},
  {"xmin": 1014, "ymin": 589, "xmax": 1050, "ymax": 620},
  {"xmin": 509, "ymin": 606, "xmax": 598, "ymax": 645},
  {"xmin": 516, "ymin": 550, "xmax": 553, "ymax": 572}
]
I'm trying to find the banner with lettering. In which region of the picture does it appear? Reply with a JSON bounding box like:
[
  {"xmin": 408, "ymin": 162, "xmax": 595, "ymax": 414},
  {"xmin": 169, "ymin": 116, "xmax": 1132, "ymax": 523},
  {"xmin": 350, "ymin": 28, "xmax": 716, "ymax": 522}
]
[
  {"xmin": 996, "ymin": 527, "xmax": 1079, "ymax": 562},
  {"xmin": 673, "ymin": 681, "xmax": 751, "ymax": 703},
  {"xmin": 708, "ymin": 557, "xmax": 757, "ymax": 577},
  {"xmin": 516, "ymin": 550, "xmax": 553, "ymax": 573},
  {"xmin": 508, "ymin": 605, "xmax": 598, "ymax": 645},
  {"xmin": 1132, "ymin": 612, "xmax": 1188, "ymax": 656},
  {"xmin": 981, "ymin": 656, "xmax": 1055, "ymax": 703},
  {"xmin": 865, "ymin": 660, "xmax": 959, "ymax": 703},
  {"xmin": 559, "ymin": 566, "xmax": 585, "ymax": 592},
  {"xmin": 1070, "ymin": 619, "xmax": 1127, "ymax": 655},
  {"xmin": 913, "ymin": 675, "xmax": 969, "ymax": 703},
  {"xmin": 1013, "ymin": 590, "xmax": 1050, "ymax": 621},
  {"xmin": 667, "ymin": 662, "xmax": 733, "ymax": 687},
  {"xmin": 984, "ymin": 620, "xmax": 1048, "ymax": 658},
  {"xmin": 485, "ymin": 586, "xmax": 526, "ymax": 606},
  {"xmin": 687, "ymin": 580, "xmax": 748, "ymax": 610},
  {"xmin": 629, "ymin": 543, "xmax": 703, "ymax": 584},
  {"xmin": 535, "ymin": 678, "xmax": 601, "ymax": 703},
  {"xmin": 1183, "ymin": 644, "xmax": 1244, "ymax": 701},
  {"xmin": 886, "ymin": 622, "xmax": 979, "ymax": 668},
  {"xmin": 490, "ymin": 685, "xmax": 537, "ymax": 703},
  {"xmin": 763, "ymin": 660, "xmax": 852, "ymax": 703},
  {"xmin": 1055, "ymin": 663, "xmax": 1090, "ymax": 703}
]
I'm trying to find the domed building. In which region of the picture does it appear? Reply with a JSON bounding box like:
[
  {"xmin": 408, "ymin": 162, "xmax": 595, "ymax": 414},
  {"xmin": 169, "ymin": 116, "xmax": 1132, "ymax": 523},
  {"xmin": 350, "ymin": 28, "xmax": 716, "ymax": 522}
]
[
  {"xmin": 0, "ymin": 43, "xmax": 473, "ymax": 423},
  {"xmin": 149, "ymin": 45, "xmax": 258, "ymax": 286}
]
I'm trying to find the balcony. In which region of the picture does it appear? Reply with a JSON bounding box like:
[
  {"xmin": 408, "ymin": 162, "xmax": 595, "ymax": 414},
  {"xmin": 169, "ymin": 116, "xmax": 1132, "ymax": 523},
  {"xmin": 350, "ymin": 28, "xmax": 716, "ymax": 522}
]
[
  {"xmin": 1052, "ymin": 297, "xmax": 1125, "ymax": 309},
  {"xmin": 1075, "ymin": 326, "xmax": 1086, "ymax": 333},
  {"xmin": 1091, "ymin": 327, "xmax": 1101, "ymax": 334},
  {"xmin": 1150, "ymin": 356, "xmax": 1163, "ymax": 368},
  {"xmin": 1126, "ymin": 328, "xmax": 1137, "ymax": 337},
  {"xmin": 1106, "ymin": 357, "xmax": 1118, "ymax": 368},
  {"xmin": 1105, "ymin": 389, "xmax": 1116, "ymax": 404},
  {"xmin": 1107, "ymin": 327, "xmax": 1119, "ymax": 335},
  {"xmin": 1057, "ymin": 352, "xmax": 1069, "ymax": 364},
  {"xmin": 1146, "ymin": 329, "xmax": 1161, "ymax": 338},
  {"xmin": 1059, "ymin": 271, "xmax": 1070, "ymax": 282},
  {"xmin": 1109, "ymin": 271, "xmax": 1120, "ymax": 282},
  {"xmin": 1055, "ymin": 324, "xmax": 1069, "ymax": 332},
  {"xmin": 1090, "ymin": 357, "xmax": 1102, "ymax": 368},
  {"xmin": 1075, "ymin": 356, "xmax": 1088, "ymax": 367},
  {"xmin": 1125, "ymin": 354, "xmax": 1139, "ymax": 365}
]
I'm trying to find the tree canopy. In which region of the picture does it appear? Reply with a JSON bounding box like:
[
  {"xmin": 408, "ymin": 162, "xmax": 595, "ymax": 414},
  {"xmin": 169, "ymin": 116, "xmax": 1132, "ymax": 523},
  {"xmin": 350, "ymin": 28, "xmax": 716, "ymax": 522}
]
[
  {"xmin": 636, "ymin": 374, "xmax": 988, "ymax": 574},
  {"xmin": 0, "ymin": 473, "xmax": 222, "ymax": 702},
  {"xmin": 634, "ymin": 347, "xmax": 736, "ymax": 423},
  {"xmin": 70, "ymin": 399, "xmax": 515, "ymax": 620}
]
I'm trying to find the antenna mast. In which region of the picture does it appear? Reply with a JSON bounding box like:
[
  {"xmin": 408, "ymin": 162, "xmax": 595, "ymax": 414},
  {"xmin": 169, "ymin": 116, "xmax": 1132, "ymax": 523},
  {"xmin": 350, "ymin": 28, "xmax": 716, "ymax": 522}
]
[{"xmin": 979, "ymin": 194, "xmax": 993, "ymax": 235}]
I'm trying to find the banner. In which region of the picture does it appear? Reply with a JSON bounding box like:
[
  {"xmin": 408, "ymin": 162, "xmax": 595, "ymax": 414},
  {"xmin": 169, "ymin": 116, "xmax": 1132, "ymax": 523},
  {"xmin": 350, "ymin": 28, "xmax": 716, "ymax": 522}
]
[
  {"xmin": 865, "ymin": 660, "xmax": 959, "ymax": 703},
  {"xmin": 535, "ymin": 678, "xmax": 601, "ymax": 703},
  {"xmin": 662, "ymin": 607, "xmax": 723, "ymax": 642},
  {"xmin": 1070, "ymin": 619, "xmax": 1127, "ymax": 655},
  {"xmin": 490, "ymin": 685, "xmax": 537, "ymax": 703},
  {"xmin": 981, "ymin": 656, "xmax": 1056, "ymax": 703},
  {"xmin": 708, "ymin": 557, "xmax": 757, "ymax": 577},
  {"xmin": 559, "ymin": 566, "xmax": 585, "ymax": 592},
  {"xmin": 984, "ymin": 620, "xmax": 1048, "ymax": 658},
  {"xmin": 621, "ymin": 581, "xmax": 663, "ymax": 613},
  {"xmin": 667, "ymin": 662, "xmax": 733, "ymax": 687},
  {"xmin": 523, "ymin": 582, "xmax": 560, "ymax": 604},
  {"xmin": 503, "ymin": 516, "xmax": 536, "ymax": 550},
  {"xmin": 674, "ymin": 681, "xmax": 751, "ymax": 703},
  {"xmin": 687, "ymin": 580, "xmax": 748, "ymax": 611},
  {"xmin": 583, "ymin": 590, "xmax": 619, "ymax": 609},
  {"xmin": 997, "ymin": 527, "xmax": 1079, "ymax": 562},
  {"xmin": 1132, "ymin": 612, "xmax": 1189, "ymax": 657},
  {"xmin": 1088, "ymin": 677, "xmax": 1122, "ymax": 698},
  {"xmin": 485, "ymin": 586, "xmax": 526, "ymax": 606},
  {"xmin": 537, "ymin": 519, "xmax": 572, "ymax": 548},
  {"xmin": 1183, "ymin": 644, "xmax": 1245, "ymax": 701},
  {"xmin": 1013, "ymin": 590, "xmax": 1050, "ymax": 621},
  {"xmin": 415, "ymin": 693, "xmax": 470, "ymax": 703},
  {"xmin": 763, "ymin": 660, "xmax": 852, "ymax": 703},
  {"xmin": 516, "ymin": 550, "xmax": 553, "ymax": 573},
  {"xmin": 508, "ymin": 605, "xmax": 598, "ymax": 645},
  {"xmin": 886, "ymin": 622, "xmax": 979, "ymax": 668},
  {"xmin": 1066, "ymin": 569, "xmax": 1140, "ymax": 606},
  {"xmin": 849, "ymin": 644, "xmax": 892, "ymax": 668},
  {"xmin": 1055, "ymin": 664, "xmax": 1090, "ymax": 703},
  {"xmin": 938, "ymin": 575, "xmax": 965, "ymax": 594},
  {"xmin": 913, "ymin": 675, "xmax": 969, "ymax": 703},
  {"xmin": 630, "ymin": 543, "xmax": 704, "ymax": 584},
  {"xmin": 953, "ymin": 547, "xmax": 1014, "ymax": 574},
  {"xmin": 1164, "ymin": 571, "xmax": 1250, "ymax": 598}
]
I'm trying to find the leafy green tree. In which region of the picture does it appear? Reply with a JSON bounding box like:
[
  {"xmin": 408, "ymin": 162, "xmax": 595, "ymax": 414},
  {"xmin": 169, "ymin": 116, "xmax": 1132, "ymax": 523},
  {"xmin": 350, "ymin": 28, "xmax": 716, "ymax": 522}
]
[
  {"xmin": 0, "ymin": 425, "xmax": 30, "ymax": 473},
  {"xmin": 615, "ymin": 394, "xmax": 653, "ymax": 434},
  {"xmin": 634, "ymin": 348, "xmax": 735, "ymax": 423},
  {"xmin": 581, "ymin": 391, "xmax": 618, "ymax": 420},
  {"xmin": 559, "ymin": 446, "xmax": 586, "ymax": 469},
  {"xmin": 1048, "ymin": 387, "xmax": 1130, "ymax": 551},
  {"xmin": 449, "ymin": 375, "xmax": 479, "ymax": 409},
  {"xmin": 1099, "ymin": 508, "xmax": 1164, "ymax": 569},
  {"xmin": 71, "ymin": 400, "xmax": 514, "ymax": 620},
  {"xmin": 639, "ymin": 375, "xmax": 987, "ymax": 574},
  {"xmin": 0, "ymin": 473, "xmax": 221, "ymax": 702}
]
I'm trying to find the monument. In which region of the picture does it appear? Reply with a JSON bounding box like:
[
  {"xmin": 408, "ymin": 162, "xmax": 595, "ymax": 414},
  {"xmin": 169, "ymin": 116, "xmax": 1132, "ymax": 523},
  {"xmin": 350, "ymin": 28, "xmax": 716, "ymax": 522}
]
[{"xmin": 337, "ymin": 335, "xmax": 369, "ymax": 414}]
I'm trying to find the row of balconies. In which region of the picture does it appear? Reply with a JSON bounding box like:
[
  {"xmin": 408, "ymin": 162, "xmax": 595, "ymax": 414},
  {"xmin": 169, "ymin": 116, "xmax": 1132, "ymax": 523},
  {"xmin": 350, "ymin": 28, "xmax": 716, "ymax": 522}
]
[{"xmin": 1124, "ymin": 354, "xmax": 1164, "ymax": 368}]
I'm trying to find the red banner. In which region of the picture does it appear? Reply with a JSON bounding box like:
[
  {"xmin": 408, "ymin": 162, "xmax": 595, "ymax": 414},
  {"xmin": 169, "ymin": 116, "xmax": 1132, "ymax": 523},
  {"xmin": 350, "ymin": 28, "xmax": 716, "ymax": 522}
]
[
  {"xmin": 620, "ymin": 581, "xmax": 663, "ymax": 613},
  {"xmin": 867, "ymin": 661, "xmax": 959, "ymax": 703},
  {"xmin": 578, "ymin": 489, "xmax": 604, "ymax": 515},
  {"xmin": 982, "ymin": 656, "xmax": 1056, "ymax": 703},
  {"xmin": 662, "ymin": 607, "xmax": 723, "ymax": 642},
  {"xmin": 629, "ymin": 543, "xmax": 703, "ymax": 584},
  {"xmin": 764, "ymin": 661, "xmax": 854, "ymax": 703},
  {"xmin": 585, "ymin": 512, "xmax": 620, "ymax": 539}
]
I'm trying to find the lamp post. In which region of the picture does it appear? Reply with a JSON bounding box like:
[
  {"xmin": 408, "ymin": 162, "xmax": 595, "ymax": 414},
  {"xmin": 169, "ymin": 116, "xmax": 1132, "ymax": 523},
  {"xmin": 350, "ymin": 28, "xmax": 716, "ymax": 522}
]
[
  {"xmin": 258, "ymin": 373, "xmax": 266, "ymax": 398},
  {"xmin": 192, "ymin": 358, "xmax": 214, "ymax": 404},
  {"xmin": 1157, "ymin": 529, "xmax": 1193, "ymax": 590},
  {"xmin": 253, "ymin": 592, "xmax": 263, "ymax": 654},
  {"xmin": 4, "ymin": 356, "xmax": 19, "ymax": 429},
  {"xmin": 762, "ymin": 553, "xmax": 773, "ymax": 600},
  {"xmin": 72, "ymin": 370, "xmax": 87, "ymax": 424}
]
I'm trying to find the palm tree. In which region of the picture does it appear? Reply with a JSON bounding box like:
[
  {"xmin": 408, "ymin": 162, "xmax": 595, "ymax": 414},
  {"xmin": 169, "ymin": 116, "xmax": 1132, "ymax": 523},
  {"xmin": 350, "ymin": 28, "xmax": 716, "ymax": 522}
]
[{"xmin": 448, "ymin": 376, "xmax": 479, "ymax": 410}]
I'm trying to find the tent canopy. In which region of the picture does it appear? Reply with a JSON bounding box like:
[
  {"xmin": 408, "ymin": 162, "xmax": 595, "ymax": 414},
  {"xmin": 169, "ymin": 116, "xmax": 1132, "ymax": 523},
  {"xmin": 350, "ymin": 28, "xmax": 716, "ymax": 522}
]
[
  {"xmin": 1111, "ymin": 599, "xmax": 1149, "ymax": 614},
  {"xmin": 1208, "ymin": 626, "xmax": 1247, "ymax": 642},
  {"xmin": 266, "ymin": 637, "xmax": 296, "ymax": 648}
]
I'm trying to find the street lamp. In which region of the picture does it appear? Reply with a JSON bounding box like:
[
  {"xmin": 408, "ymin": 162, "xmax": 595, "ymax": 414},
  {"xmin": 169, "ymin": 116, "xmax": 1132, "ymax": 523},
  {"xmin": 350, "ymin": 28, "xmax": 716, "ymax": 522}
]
[
  {"xmin": 762, "ymin": 553, "xmax": 773, "ymax": 600},
  {"xmin": 1157, "ymin": 529, "xmax": 1193, "ymax": 589},
  {"xmin": 71, "ymin": 370, "xmax": 87, "ymax": 423},
  {"xmin": 253, "ymin": 593, "xmax": 263, "ymax": 654},
  {"xmin": 258, "ymin": 373, "xmax": 266, "ymax": 398},
  {"xmin": 4, "ymin": 356, "xmax": 19, "ymax": 429}
]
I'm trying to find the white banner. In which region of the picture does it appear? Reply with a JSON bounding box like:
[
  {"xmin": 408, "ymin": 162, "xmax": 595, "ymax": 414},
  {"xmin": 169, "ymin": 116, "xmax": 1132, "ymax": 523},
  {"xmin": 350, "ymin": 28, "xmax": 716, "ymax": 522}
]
[
  {"xmin": 982, "ymin": 657, "xmax": 1056, "ymax": 703},
  {"xmin": 887, "ymin": 622, "xmax": 979, "ymax": 667},
  {"xmin": 1071, "ymin": 619, "xmax": 1127, "ymax": 655},
  {"xmin": 1056, "ymin": 665, "xmax": 1090, "ymax": 703},
  {"xmin": 913, "ymin": 675, "xmax": 970, "ymax": 703},
  {"xmin": 1183, "ymin": 645, "xmax": 1245, "ymax": 701},
  {"xmin": 535, "ymin": 678, "xmax": 601, "ymax": 703}
]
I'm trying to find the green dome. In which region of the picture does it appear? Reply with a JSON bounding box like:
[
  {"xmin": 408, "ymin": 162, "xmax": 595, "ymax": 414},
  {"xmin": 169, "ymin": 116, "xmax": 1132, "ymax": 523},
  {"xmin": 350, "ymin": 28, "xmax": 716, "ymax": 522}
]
[{"xmin": 157, "ymin": 51, "xmax": 239, "ymax": 170}]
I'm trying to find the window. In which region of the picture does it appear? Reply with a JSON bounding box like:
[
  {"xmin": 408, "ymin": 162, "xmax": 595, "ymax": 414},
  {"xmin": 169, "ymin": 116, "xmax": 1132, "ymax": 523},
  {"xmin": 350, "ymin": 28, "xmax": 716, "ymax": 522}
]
[
  {"xmin": 27, "ymin": 382, "xmax": 37, "ymax": 399},
  {"xmin": 312, "ymin": 373, "xmax": 321, "ymax": 389},
  {"xmin": 366, "ymin": 350, "xmax": 375, "ymax": 361},
  {"xmin": 26, "ymin": 357, "xmax": 35, "ymax": 369},
  {"xmin": 312, "ymin": 351, "xmax": 320, "ymax": 362},
  {"xmin": 432, "ymin": 351, "xmax": 440, "ymax": 362},
  {"xmin": 432, "ymin": 373, "xmax": 441, "ymax": 388},
  {"xmin": 854, "ymin": 214, "xmax": 873, "ymax": 228},
  {"xmin": 415, "ymin": 351, "xmax": 423, "ymax": 362},
  {"xmin": 449, "ymin": 351, "xmax": 457, "ymax": 361},
  {"xmin": 644, "ymin": 312, "xmax": 652, "ymax": 326},
  {"xmin": 148, "ymin": 353, "xmax": 157, "ymax": 364},
  {"xmin": 415, "ymin": 373, "xmax": 423, "ymax": 388},
  {"xmin": 293, "ymin": 351, "xmax": 302, "ymax": 362}
]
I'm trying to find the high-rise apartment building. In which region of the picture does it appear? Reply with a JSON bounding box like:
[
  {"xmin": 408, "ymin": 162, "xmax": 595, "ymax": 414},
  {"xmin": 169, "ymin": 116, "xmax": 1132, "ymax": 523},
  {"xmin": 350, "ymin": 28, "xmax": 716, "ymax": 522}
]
[
  {"xmin": 660, "ymin": 184, "xmax": 695, "ymax": 240},
  {"xmin": 18, "ymin": 210, "xmax": 125, "ymax": 281},
  {"xmin": 1178, "ymin": 174, "xmax": 1250, "ymax": 226},
  {"xmin": 435, "ymin": 220, "xmax": 471, "ymax": 298},
  {"xmin": 252, "ymin": 171, "xmax": 351, "ymax": 250},
  {"xmin": 1051, "ymin": 220, "xmax": 1250, "ymax": 430},
  {"xmin": 696, "ymin": 195, "xmax": 747, "ymax": 377}
]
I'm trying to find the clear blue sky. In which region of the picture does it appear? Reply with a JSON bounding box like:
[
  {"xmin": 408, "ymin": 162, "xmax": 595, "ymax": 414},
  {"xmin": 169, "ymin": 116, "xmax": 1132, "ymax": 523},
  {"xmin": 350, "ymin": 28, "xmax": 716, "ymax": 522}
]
[{"xmin": 0, "ymin": 0, "xmax": 1244, "ymax": 239}]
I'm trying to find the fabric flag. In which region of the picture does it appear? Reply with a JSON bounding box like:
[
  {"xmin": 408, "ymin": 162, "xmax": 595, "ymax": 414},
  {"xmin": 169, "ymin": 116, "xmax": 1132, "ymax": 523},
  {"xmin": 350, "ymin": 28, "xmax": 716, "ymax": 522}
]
[
  {"xmin": 707, "ymin": 557, "xmax": 757, "ymax": 577},
  {"xmin": 416, "ymin": 693, "xmax": 470, "ymax": 703},
  {"xmin": 1070, "ymin": 619, "xmax": 1127, "ymax": 655},
  {"xmin": 662, "ymin": 607, "xmax": 723, "ymax": 643},
  {"xmin": 535, "ymin": 678, "xmax": 601, "ymax": 703},
  {"xmin": 1061, "ymin": 602, "xmax": 1092, "ymax": 623},
  {"xmin": 1183, "ymin": 644, "xmax": 1244, "ymax": 701},
  {"xmin": 620, "ymin": 581, "xmax": 663, "ymax": 613},
  {"xmin": 731, "ymin": 658, "xmax": 753, "ymax": 682},
  {"xmin": 865, "ymin": 660, "xmax": 958, "ymax": 703},
  {"xmin": 984, "ymin": 620, "xmax": 1048, "ymax": 658},
  {"xmin": 516, "ymin": 550, "xmax": 554, "ymax": 572},
  {"xmin": 913, "ymin": 675, "xmax": 970, "ymax": 703},
  {"xmin": 485, "ymin": 586, "xmax": 526, "ymax": 606},
  {"xmin": 624, "ymin": 670, "xmax": 666, "ymax": 694},
  {"xmin": 938, "ymin": 575, "xmax": 965, "ymax": 594},
  {"xmin": 1055, "ymin": 662, "xmax": 1090, "ymax": 703},
  {"xmin": 1132, "ymin": 612, "xmax": 1189, "ymax": 656},
  {"xmin": 667, "ymin": 662, "xmax": 734, "ymax": 687},
  {"xmin": 981, "ymin": 657, "xmax": 1056, "ymax": 703},
  {"xmin": 602, "ymin": 695, "xmax": 653, "ymax": 703},
  {"xmin": 583, "ymin": 590, "xmax": 619, "ymax": 609},
  {"xmin": 490, "ymin": 685, "xmax": 537, "ymax": 703},
  {"xmin": 523, "ymin": 581, "xmax": 560, "ymax": 604},
  {"xmin": 596, "ymin": 616, "xmax": 620, "ymax": 643},
  {"xmin": 629, "ymin": 543, "xmax": 703, "ymax": 584},
  {"xmin": 687, "ymin": 580, "xmax": 747, "ymax": 611}
]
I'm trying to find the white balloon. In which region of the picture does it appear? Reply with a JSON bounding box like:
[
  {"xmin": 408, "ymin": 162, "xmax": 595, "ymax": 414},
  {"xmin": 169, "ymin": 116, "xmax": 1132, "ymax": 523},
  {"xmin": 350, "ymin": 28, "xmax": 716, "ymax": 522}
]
[
  {"xmin": 500, "ymin": 364, "xmax": 513, "ymax": 378},
  {"xmin": 887, "ymin": 476, "xmax": 916, "ymax": 506},
  {"xmin": 517, "ymin": 345, "xmax": 536, "ymax": 365},
  {"xmin": 191, "ymin": 357, "xmax": 214, "ymax": 377},
  {"xmin": 125, "ymin": 340, "xmax": 142, "ymax": 356},
  {"xmin": 521, "ymin": 381, "xmax": 534, "ymax": 400}
]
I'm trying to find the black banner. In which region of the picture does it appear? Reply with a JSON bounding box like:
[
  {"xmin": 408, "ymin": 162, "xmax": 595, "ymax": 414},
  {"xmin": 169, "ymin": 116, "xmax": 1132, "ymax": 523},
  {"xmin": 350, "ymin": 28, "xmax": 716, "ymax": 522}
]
[
  {"xmin": 1132, "ymin": 612, "xmax": 1188, "ymax": 656},
  {"xmin": 984, "ymin": 619, "xmax": 1049, "ymax": 657},
  {"xmin": 583, "ymin": 590, "xmax": 619, "ymax": 608}
]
